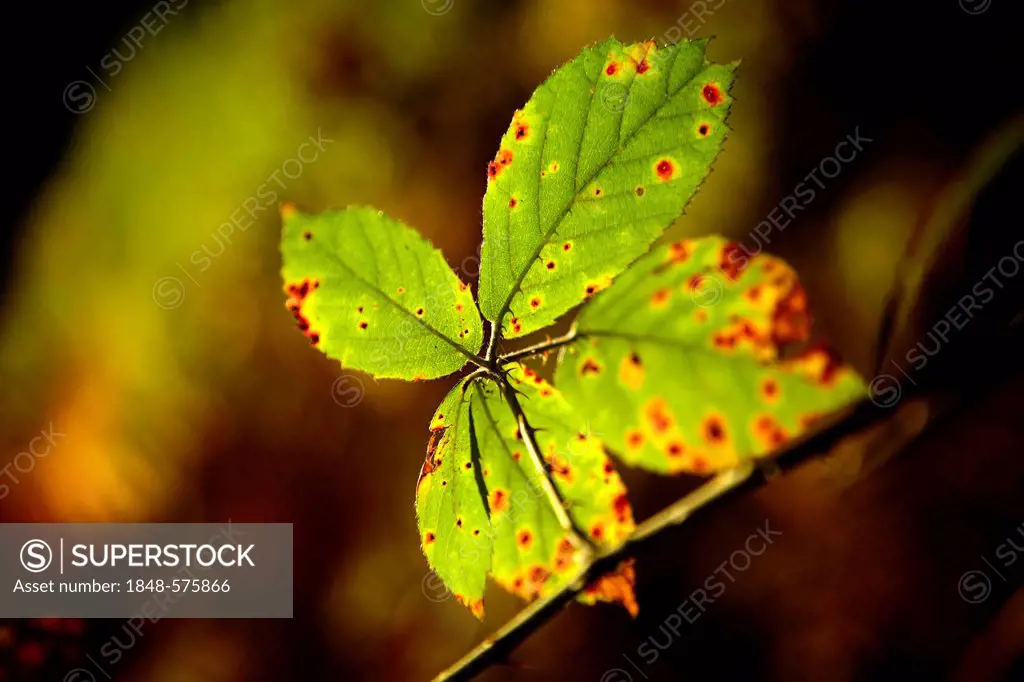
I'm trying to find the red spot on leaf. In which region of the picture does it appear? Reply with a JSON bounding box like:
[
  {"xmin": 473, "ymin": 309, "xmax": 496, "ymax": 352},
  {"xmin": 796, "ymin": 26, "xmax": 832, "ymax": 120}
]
[
  {"xmin": 605, "ymin": 62, "xmax": 619, "ymax": 76},
  {"xmin": 424, "ymin": 532, "xmax": 436, "ymax": 544},
  {"xmin": 667, "ymin": 441, "xmax": 685, "ymax": 457},
  {"xmin": 613, "ymin": 494, "xmax": 632, "ymax": 523},
  {"xmin": 772, "ymin": 283, "xmax": 811, "ymax": 346},
  {"xmin": 626, "ymin": 430, "xmax": 645, "ymax": 449},
  {"xmin": 651, "ymin": 287, "xmax": 671, "ymax": 307},
  {"xmin": 509, "ymin": 197, "xmax": 517, "ymax": 208},
  {"xmin": 545, "ymin": 260, "xmax": 556, "ymax": 270},
  {"xmin": 510, "ymin": 317, "xmax": 522, "ymax": 334},
  {"xmin": 645, "ymin": 398, "xmax": 674, "ymax": 434},
  {"xmin": 515, "ymin": 123, "xmax": 529, "ymax": 140},
  {"xmin": 656, "ymin": 159, "xmax": 674, "ymax": 181},
  {"xmin": 529, "ymin": 296, "xmax": 542, "ymax": 310},
  {"xmin": 637, "ymin": 59, "xmax": 650, "ymax": 74},
  {"xmin": 517, "ymin": 530, "xmax": 533, "ymax": 549},
  {"xmin": 579, "ymin": 357, "xmax": 602, "ymax": 377},
  {"xmin": 529, "ymin": 565, "xmax": 550, "ymax": 585},
  {"xmin": 668, "ymin": 241, "xmax": 690, "ymax": 264},
  {"xmin": 563, "ymin": 242, "xmax": 573, "ymax": 251},
  {"xmin": 490, "ymin": 488, "xmax": 509, "ymax": 513},
  {"xmin": 720, "ymin": 241, "xmax": 748, "ymax": 281},
  {"xmin": 704, "ymin": 416, "xmax": 727, "ymax": 444},
  {"xmin": 702, "ymin": 83, "xmax": 723, "ymax": 105},
  {"xmin": 698, "ymin": 123, "xmax": 710, "ymax": 136}
]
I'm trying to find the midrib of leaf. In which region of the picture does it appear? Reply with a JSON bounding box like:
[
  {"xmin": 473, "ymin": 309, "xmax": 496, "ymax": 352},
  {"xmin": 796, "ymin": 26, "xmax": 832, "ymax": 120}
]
[
  {"xmin": 492, "ymin": 45, "xmax": 684, "ymax": 329},
  {"xmin": 312, "ymin": 240, "xmax": 480, "ymax": 365}
]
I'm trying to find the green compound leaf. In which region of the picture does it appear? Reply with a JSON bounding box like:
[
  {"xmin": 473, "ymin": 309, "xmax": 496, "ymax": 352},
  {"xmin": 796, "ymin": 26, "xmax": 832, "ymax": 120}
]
[
  {"xmin": 479, "ymin": 37, "xmax": 735, "ymax": 339},
  {"xmin": 280, "ymin": 206, "xmax": 483, "ymax": 380},
  {"xmin": 416, "ymin": 367, "xmax": 637, "ymax": 619},
  {"xmin": 555, "ymin": 237, "xmax": 867, "ymax": 475}
]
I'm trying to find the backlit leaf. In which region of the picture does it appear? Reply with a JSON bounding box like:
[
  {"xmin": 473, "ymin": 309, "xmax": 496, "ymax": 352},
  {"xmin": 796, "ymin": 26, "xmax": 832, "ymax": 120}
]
[
  {"xmin": 415, "ymin": 381, "xmax": 491, "ymax": 617},
  {"xmin": 280, "ymin": 206, "xmax": 483, "ymax": 379},
  {"xmin": 478, "ymin": 37, "xmax": 735, "ymax": 338},
  {"xmin": 555, "ymin": 237, "xmax": 866, "ymax": 475},
  {"xmin": 416, "ymin": 367, "xmax": 637, "ymax": 618}
]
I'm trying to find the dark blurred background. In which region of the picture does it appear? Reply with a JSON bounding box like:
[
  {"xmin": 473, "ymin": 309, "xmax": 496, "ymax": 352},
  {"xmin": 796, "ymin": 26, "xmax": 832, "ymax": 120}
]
[{"xmin": 1, "ymin": 0, "xmax": 1022, "ymax": 680}]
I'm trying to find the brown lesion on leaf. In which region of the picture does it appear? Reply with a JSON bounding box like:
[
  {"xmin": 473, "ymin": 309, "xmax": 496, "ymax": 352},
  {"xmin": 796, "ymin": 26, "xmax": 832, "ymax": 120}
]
[
  {"xmin": 562, "ymin": 241, "xmax": 573, "ymax": 252},
  {"xmin": 666, "ymin": 441, "xmax": 685, "ymax": 458},
  {"xmin": 516, "ymin": 529, "xmax": 533, "ymax": 551},
  {"xmin": 761, "ymin": 377, "xmax": 780, "ymax": 403},
  {"xmin": 284, "ymin": 279, "xmax": 322, "ymax": 346},
  {"xmin": 650, "ymin": 287, "xmax": 671, "ymax": 307},
  {"xmin": 635, "ymin": 186, "xmax": 645, "ymax": 197},
  {"xmin": 529, "ymin": 296, "xmax": 542, "ymax": 310},
  {"xmin": 719, "ymin": 241, "xmax": 749, "ymax": 282},
  {"xmin": 613, "ymin": 493, "xmax": 633, "ymax": 524},
  {"xmin": 510, "ymin": 317, "xmax": 523, "ymax": 335},
  {"xmin": 703, "ymin": 414, "xmax": 729, "ymax": 446},
  {"xmin": 698, "ymin": 123, "xmax": 711, "ymax": 137},
  {"xmin": 545, "ymin": 259, "xmax": 557, "ymax": 271},
  {"xmin": 358, "ymin": 321, "xmax": 369, "ymax": 330},
  {"xmin": 644, "ymin": 397, "xmax": 675, "ymax": 434},
  {"xmin": 415, "ymin": 307, "xmax": 425, "ymax": 317},
  {"xmin": 655, "ymin": 158, "xmax": 676, "ymax": 182},
  {"xmin": 553, "ymin": 537, "xmax": 576, "ymax": 572},
  {"xmin": 583, "ymin": 275, "xmax": 612, "ymax": 298},
  {"xmin": 753, "ymin": 414, "xmax": 788, "ymax": 451},
  {"xmin": 489, "ymin": 488, "xmax": 509, "ymax": 514},
  {"xmin": 619, "ymin": 352, "xmax": 645, "ymax": 390},
  {"xmin": 423, "ymin": 531, "xmax": 436, "ymax": 545},
  {"xmin": 417, "ymin": 426, "xmax": 447, "ymax": 491},
  {"xmin": 579, "ymin": 559, "xmax": 638, "ymax": 616},
  {"xmin": 667, "ymin": 240, "xmax": 691, "ymax": 264},
  {"xmin": 702, "ymin": 82, "xmax": 724, "ymax": 106},
  {"xmin": 579, "ymin": 356, "xmax": 602, "ymax": 377},
  {"xmin": 771, "ymin": 282, "xmax": 811, "ymax": 346},
  {"xmin": 546, "ymin": 454, "xmax": 574, "ymax": 483},
  {"xmin": 786, "ymin": 345, "xmax": 848, "ymax": 387},
  {"xmin": 454, "ymin": 594, "xmax": 485, "ymax": 620}
]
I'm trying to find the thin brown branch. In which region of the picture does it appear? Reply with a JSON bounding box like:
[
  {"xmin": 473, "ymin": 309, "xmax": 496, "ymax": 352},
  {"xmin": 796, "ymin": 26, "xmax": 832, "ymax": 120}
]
[{"xmin": 498, "ymin": 329, "xmax": 579, "ymax": 365}]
